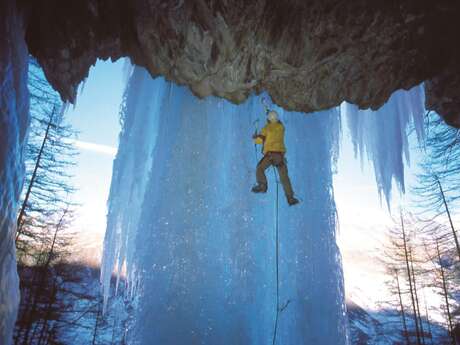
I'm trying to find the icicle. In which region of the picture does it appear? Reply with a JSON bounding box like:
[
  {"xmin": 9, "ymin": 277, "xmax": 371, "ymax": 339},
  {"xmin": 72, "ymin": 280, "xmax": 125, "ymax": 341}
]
[
  {"xmin": 100, "ymin": 68, "xmax": 167, "ymax": 311},
  {"xmin": 344, "ymin": 85, "xmax": 425, "ymax": 207}
]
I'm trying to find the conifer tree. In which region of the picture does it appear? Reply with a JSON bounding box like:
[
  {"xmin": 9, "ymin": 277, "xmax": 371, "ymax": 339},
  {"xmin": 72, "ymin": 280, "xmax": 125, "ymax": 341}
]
[{"xmin": 14, "ymin": 58, "xmax": 79, "ymax": 345}]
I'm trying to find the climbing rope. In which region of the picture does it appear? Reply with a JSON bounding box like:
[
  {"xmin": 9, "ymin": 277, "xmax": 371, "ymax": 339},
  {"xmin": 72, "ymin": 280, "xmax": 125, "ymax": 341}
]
[
  {"xmin": 271, "ymin": 166, "xmax": 291, "ymax": 345},
  {"xmin": 272, "ymin": 166, "xmax": 280, "ymax": 345},
  {"xmin": 253, "ymin": 118, "xmax": 260, "ymax": 163},
  {"xmin": 253, "ymin": 97, "xmax": 290, "ymax": 345}
]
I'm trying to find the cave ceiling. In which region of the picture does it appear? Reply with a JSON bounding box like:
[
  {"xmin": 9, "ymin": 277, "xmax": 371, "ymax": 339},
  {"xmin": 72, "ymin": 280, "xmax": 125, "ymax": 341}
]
[{"xmin": 20, "ymin": 0, "xmax": 460, "ymax": 127}]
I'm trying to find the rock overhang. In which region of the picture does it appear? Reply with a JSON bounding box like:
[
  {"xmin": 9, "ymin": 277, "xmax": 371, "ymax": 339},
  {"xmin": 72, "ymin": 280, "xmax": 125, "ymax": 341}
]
[{"xmin": 19, "ymin": 0, "xmax": 460, "ymax": 127}]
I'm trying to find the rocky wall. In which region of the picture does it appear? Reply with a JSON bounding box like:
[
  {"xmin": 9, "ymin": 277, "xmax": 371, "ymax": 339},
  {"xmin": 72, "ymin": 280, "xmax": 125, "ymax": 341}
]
[{"xmin": 21, "ymin": 0, "xmax": 460, "ymax": 126}]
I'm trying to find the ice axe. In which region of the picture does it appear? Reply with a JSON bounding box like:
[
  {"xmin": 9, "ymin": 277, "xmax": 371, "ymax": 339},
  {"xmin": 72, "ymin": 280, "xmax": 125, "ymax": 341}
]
[
  {"xmin": 261, "ymin": 97, "xmax": 270, "ymax": 115},
  {"xmin": 253, "ymin": 118, "xmax": 260, "ymax": 134}
]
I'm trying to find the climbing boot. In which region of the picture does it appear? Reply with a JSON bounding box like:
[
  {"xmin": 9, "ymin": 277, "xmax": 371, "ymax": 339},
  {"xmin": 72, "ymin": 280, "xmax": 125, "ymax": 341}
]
[
  {"xmin": 287, "ymin": 196, "xmax": 299, "ymax": 206},
  {"xmin": 251, "ymin": 184, "xmax": 267, "ymax": 193}
]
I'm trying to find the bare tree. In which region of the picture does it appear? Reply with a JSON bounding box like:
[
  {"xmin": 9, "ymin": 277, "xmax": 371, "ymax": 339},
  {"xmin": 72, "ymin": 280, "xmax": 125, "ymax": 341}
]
[
  {"xmin": 394, "ymin": 267, "xmax": 411, "ymax": 345},
  {"xmin": 414, "ymin": 112, "xmax": 460, "ymax": 261},
  {"xmin": 422, "ymin": 112, "xmax": 460, "ymax": 203},
  {"xmin": 414, "ymin": 171, "xmax": 460, "ymax": 262},
  {"xmin": 380, "ymin": 212, "xmax": 431, "ymax": 344},
  {"xmin": 14, "ymin": 57, "xmax": 125, "ymax": 345},
  {"xmin": 16, "ymin": 58, "xmax": 78, "ymax": 259},
  {"xmin": 13, "ymin": 58, "xmax": 79, "ymax": 345},
  {"xmin": 400, "ymin": 214, "xmax": 423, "ymax": 345}
]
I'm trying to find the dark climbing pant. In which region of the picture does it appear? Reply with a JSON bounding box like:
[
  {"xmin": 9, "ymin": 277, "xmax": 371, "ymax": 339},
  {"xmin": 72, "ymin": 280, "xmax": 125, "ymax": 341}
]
[{"xmin": 256, "ymin": 152, "xmax": 294, "ymax": 198}]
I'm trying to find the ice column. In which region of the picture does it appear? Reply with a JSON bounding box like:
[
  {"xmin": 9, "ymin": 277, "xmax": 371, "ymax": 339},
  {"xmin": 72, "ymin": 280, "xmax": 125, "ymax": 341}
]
[
  {"xmin": 344, "ymin": 85, "xmax": 425, "ymax": 204},
  {"xmin": 103, "ymin": 66, "xmax": 347, "ymax": 345},
  {"xmin": 0, "ymin": 0, "xmax": 30, "ymax": 343},
  {"xmin": 101, "ymin": 68, "xmax": 167, "ymax": 306}
]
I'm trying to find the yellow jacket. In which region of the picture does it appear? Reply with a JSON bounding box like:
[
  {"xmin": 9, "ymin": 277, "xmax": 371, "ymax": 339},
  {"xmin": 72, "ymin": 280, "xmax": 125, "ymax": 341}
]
[{"xmin": 254, "ymin": 121, "xmax": 286, "ymax": 154}]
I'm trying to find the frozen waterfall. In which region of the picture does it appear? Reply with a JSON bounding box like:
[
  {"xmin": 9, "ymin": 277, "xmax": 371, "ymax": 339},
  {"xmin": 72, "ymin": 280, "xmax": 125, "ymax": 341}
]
[
  {"xmin": 102, "ymin": 66, "xmax": 424, "ymax": 344},
  {"xmin": 344, "ymin": 86, "xmax": 425, "ymax": 205},
  {"xmin": 0, "ymin": 1, "xmax": 29, "ymax": 344}
]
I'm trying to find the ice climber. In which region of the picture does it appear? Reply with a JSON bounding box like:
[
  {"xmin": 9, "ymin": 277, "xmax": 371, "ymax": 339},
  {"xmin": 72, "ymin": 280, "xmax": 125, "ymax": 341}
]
[{"xmin": 252, "ymin": 110, "xmax": 299, "ymax": 206}]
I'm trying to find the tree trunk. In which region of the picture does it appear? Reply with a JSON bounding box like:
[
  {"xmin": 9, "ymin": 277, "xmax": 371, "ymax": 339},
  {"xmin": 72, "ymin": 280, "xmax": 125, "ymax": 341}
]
[
  {"xmin": 21, "ymin": 209, "xmax": 67, "ymax": 345},
  {"xmin": 422, "ymin": 291, "xmax": 434, "ymax": 345},
  {"xmin": 37, "ymin": 275, "xmax": 58, "ymax": 344},
  {"xmin": 409, "ymin": 248, "xmax": 425, "ymax": 345},
  {"xmin": 395, "ymin": 269, "xmax": 410, "ymax": 345},
  {"xmin": 435, "ymin": 239, "xmax": 455, "ymax": 345},
  {"xmin": 16, "ymin": 108, "xmax": 55, "ymax": 242},
  {"xmin": 92, "ymin": 300, "xmax": 102, "ymax": 345},
  {"xmin": 437, "ymin": 178, "xmax": 460, "ymax": 262},
  {"xmin": 401, "ymin": 213, "xmax": 422, "ymax": 345}
]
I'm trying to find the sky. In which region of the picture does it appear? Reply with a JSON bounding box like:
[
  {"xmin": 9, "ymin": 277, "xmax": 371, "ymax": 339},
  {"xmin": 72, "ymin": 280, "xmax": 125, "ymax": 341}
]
[
  {"xmin": 63, "ymin": 58, "xmax": 424, "ymax": 308},
  {"xmin": 65, "ymin": 59, "xmax": 124, "ymax": 263}
]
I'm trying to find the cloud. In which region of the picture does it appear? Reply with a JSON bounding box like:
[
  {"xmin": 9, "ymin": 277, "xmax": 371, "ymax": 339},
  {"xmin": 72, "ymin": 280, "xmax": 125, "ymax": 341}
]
[{"xmin": 72, "ymin": 140, "xmax": 117, "ymax": 156}]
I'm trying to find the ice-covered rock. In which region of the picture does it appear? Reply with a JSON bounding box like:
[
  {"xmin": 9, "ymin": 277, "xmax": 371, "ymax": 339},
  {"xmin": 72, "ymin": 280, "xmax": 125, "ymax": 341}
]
[{"xmin": 0, "ymin": 0, "xmax": 30, "ymax": 343}]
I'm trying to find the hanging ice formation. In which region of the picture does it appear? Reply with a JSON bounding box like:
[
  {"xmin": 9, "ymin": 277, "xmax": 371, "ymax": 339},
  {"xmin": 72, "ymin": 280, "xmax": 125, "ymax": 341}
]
[
  {"xmin": 102, "ymin": 65, "xmax": 425, "ymax": 344},
  {"xmin": 344, "ymin": 86, "xmax": 425, "ymax": 205}
]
